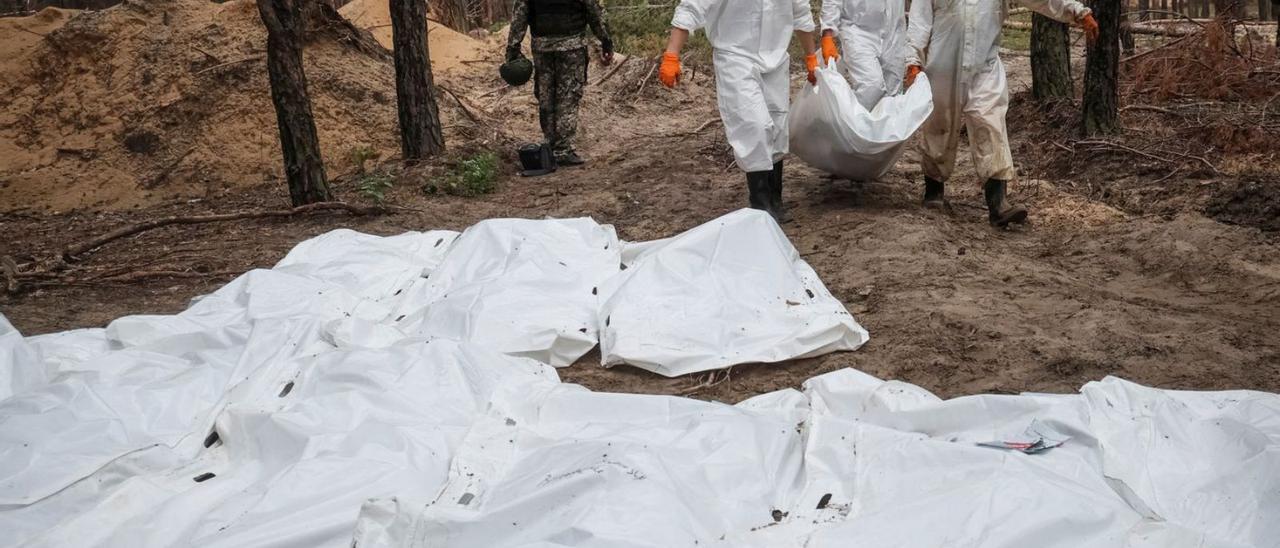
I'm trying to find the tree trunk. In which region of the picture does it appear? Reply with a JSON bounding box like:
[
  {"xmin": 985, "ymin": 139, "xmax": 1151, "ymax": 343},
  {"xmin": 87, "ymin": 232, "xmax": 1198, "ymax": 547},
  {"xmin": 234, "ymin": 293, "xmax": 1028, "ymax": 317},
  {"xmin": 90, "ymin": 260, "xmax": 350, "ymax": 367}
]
[
  {"xmin": 1031, "ymin": 14, "xmax": 1073, "ymax": 100},
  {"xmin": 1083, "ymin": 0, "xmax": 1120, "ymax": 135},
  {"xmin": 1139, "ymin": 0, "xmax": 1151, "ymax": 20},
  {"xmin": 389, "ymin": 0, "xmax": 445, "ymax": 161},
  {"xmin": 1120, "ymin": 13, "xmax": 1136, "ymax": 53},
  {"xmin": 258, "ymin": 0, "xmax": 331, "ymax": 206}
]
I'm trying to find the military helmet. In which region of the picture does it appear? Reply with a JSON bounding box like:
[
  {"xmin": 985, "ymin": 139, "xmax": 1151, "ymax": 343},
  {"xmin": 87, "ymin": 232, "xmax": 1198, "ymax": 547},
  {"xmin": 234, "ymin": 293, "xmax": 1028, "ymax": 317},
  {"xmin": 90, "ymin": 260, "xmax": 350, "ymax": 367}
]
[{"xmin": 500, "ymin": 57, "xmax": 534, "ymax": 86}]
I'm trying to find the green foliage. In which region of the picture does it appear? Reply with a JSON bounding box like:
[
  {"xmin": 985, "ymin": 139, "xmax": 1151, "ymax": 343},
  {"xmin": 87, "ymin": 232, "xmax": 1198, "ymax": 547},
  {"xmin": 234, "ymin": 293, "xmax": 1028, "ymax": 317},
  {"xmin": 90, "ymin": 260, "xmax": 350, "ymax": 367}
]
[
  {"xmin": 349, "ymin": 144, "xmax": 381, "ymax": 175},
  {"xmin": 602, "ymin": 0, "xmax": 713, "ymax": 63},
  {"xmin": 355, "ymin": 171, "xmax": 395, "ymax": 204},
  {"xmin": 1002, "ymin": 11, "xmax": 1033, "ymax": 51},
  {"xmin": 426, "ymin": 152, "xmax": 499, "ymax": 197},
  {"xmin": 1002, "ymin": 27, "xmax": 1032, "ymax": 51}
]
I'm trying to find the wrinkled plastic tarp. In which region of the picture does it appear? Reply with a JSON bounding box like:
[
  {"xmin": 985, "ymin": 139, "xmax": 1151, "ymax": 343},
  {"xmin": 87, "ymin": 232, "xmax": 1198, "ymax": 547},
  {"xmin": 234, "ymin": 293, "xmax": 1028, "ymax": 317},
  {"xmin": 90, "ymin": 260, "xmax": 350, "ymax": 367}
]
[
  {"xmin": 789, "ymin": 65, "xmax": 934, "ymax": 181},
  {"xmin": 3, "ymin": 212, "xmax": 1278, "ymax": 548},
  {"xmin": 599, "ymin": 209, "xmax": 869, "ymax": 376},
  {"xmin": 356, "ymin": 369, "xmax": 1280, "ymax": 548}
]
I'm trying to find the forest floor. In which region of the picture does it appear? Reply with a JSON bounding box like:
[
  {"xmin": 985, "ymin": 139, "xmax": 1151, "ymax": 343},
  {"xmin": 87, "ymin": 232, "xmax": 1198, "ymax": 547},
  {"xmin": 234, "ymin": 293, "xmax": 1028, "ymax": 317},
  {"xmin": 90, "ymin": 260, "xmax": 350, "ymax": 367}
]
[{"xmin": 2, "ymin": 5, "xmax": 1278, "ymax": 401}]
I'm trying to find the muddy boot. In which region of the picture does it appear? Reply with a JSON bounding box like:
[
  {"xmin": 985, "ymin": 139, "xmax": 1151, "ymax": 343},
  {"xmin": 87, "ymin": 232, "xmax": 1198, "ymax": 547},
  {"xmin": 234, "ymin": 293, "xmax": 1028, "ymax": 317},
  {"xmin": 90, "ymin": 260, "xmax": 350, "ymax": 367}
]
[
  {"xmin": 747, "ymin": 170, "xmax": 782, "ymax": 222},
  {"xmin": 922, "ymin": 177, "xmax": 948, "ymax": 210},
  {"xmin": 555, "ymin": 150, "xmax": 585, "ymax": 167},
  {"xmin": 770, "ymin": 160, "xmax": 791, "ymax": 223},
  {"xmin": 984, "ymin": 178, "xmax": 1028, "ymax": 228}
]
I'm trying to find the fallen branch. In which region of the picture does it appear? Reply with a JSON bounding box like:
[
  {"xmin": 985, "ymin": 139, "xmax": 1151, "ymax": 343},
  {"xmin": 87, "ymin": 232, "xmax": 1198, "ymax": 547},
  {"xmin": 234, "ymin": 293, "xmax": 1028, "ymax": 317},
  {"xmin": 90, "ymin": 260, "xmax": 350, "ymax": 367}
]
[
  {"xmin": 62, "ymin": 202, "xmax": 390, "ymax": 261},
  {"xmin": 90, "ymin": 269, "xmax": 241, "ymax": 283},
  {"xmin": 1121, "ymin": 32, "xmax": 1195, "ymax": 63},
  {"xmin": 2, "ymin": 256, "xmax": 18, "ymax": 294},
  {"xmin": 438, "ymin": 84, "xmax": 488, "ymax": 126},
  {"xmin": 1077, "ymin": 139, "xmax": 1172, "ymax": 163},
  {"xmin": 191, "ymin": 45, "xmax": 223, "ymax": 64},
  {"xmin": 633, "ymin": 56, "xmax": 660, "ymax": 97},
  {"xmin": 592, "ymin": 53, "xmax": 631, "ymax": 87},
  {"xmin": 676, "ymin": 367, "xmax": 733, "ymax": 396},
  {"xmin": 476, "ymin": 83, "xmax": 511, "ymax": 99},
  {"xmin": 678, "ymin": 118, "xmax": 721, "ymax": 136},
  {"xmin": 194, "ymin": 54, "xmax": 265, "ymax": 75},
  {"xmin": 1121, "ymin": 104, "xmax": 1177, "ymax": 114}
]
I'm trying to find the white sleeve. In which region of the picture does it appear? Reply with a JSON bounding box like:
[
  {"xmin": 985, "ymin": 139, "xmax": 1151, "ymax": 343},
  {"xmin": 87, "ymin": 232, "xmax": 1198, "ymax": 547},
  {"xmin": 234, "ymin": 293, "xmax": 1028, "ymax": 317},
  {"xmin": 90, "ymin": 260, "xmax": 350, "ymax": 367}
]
[
  {"xmin": 820, "ymin": 0, "xmax": 842, "ymax": 32},
  {"xmin": 793, "ymin": 0, "xmax": 817, "ymax": 32},
  {"xmin": 905, "ymin": 0, "xmax": 933, "ymax": 66},
  {"xmin": 1016, "ymin": 0, "xmax": 1090, "ymax": 24},
  {"xmin": 671, "ymin": 0, "xmax": 718, "ymax": 31}
]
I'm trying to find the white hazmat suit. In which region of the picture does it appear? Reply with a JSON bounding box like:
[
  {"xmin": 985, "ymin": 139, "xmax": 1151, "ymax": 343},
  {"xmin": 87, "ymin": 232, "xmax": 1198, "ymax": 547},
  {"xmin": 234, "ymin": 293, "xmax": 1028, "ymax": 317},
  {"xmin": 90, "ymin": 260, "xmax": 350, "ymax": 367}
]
[
  {"xmin": 672, "ymin": 0, "xmax": 816, "ymax": 173},
  {"xmin": 907, "ymin": 0, "xmax": 1090, "ymax": 182},
  {"xmin": 821, "ymin": 0, "xmax": 907, "ymax": 110}
]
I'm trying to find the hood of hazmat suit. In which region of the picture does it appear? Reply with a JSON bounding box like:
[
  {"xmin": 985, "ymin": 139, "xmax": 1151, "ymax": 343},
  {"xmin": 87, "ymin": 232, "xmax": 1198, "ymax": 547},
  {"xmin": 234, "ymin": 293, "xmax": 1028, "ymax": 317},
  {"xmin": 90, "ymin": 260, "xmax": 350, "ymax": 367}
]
[
  {"xmin": 907, "ymin": 0, "xmax": 1089, "ymax": 182},
  {"xmin": 820, "ymin": 0, "xmax": 907, "ymax": 110},
  {"xmin": 672, "ymin": 0, "xmax": 815, "ymax": 173}
]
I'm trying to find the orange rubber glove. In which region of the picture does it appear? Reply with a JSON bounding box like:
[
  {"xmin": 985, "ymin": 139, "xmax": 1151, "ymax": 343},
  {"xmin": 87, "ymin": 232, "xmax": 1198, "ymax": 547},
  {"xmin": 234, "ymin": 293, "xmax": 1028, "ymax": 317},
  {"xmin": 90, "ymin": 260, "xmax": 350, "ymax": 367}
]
[
  {"xmin": 821, "ymin": 34, "xmax": 839, "ymax": 63},
  {"xmin": 1080, "ymin": 13, "xmax": 1099, "ymax": 45},
  {"xmin": 658, "ymin": 52, "xmax": 681, "ymax": 88},
  {"xmin": 905, "ymin": 64, "xmax": 922, "ymax": 88},
  {"xmin": 806, "ymin": 53, "xmax": 819, "ymax": 85}
]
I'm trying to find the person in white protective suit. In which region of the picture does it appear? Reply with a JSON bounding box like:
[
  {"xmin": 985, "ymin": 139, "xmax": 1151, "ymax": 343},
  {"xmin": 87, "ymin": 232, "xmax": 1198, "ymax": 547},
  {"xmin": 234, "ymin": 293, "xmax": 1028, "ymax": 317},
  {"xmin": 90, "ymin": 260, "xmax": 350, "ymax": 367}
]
[
  {"xmin": 657, "ymin": 0, "xmax": 818, "ymax": 223},
  {"xmin": 905, "ymin": 0, "xmax": 1097, "ymax": 227},
  {"xmin": 818, "ymin": 0, "xmax": 907, "ymax": 110}
]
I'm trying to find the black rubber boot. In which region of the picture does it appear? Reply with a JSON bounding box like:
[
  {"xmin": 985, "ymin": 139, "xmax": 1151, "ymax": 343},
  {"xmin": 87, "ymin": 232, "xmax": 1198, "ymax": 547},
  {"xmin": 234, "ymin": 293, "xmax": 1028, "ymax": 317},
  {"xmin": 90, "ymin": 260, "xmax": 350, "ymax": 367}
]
[
  {"xmin": 747, "ymin": 171, "xmax": 773, "ymax": 215},
  {"xmin": 984, "ymin": 178, "xmax": 1028, "ymax": 228},
  {"xmin": 555, "ymin": 150, "xmax": 585, "ymax": 167},
  {"xmin": 770, "ymin": 160, "xmax": 791, "ymax": 223},
  {"xmin": 922, "ymin": 177, "xmax": 948, "ymax": 210}
]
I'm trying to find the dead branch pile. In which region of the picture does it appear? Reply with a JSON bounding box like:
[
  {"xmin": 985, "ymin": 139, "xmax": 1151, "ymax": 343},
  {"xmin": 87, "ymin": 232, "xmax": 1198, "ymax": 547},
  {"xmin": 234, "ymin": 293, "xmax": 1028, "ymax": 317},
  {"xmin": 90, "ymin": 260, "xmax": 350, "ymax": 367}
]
[{"xmin": 1124, "ymin": 20, "xmax": 1280, "ymax": 103}]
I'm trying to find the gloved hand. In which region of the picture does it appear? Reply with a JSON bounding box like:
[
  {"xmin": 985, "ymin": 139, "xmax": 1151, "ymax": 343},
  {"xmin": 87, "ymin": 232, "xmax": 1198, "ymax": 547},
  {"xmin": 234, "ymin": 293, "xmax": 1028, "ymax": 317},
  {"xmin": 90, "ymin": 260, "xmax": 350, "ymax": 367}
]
[
  {"xmin": 806, "ymin": 53, "xmax": 818, "ymax": 85},
  {"xmin": 659, "ymin": 52, "xmax": 681, "ymax": 88},
  {"xmin": 821, "ymin": 34, "xmax": 839, "ymax": 63},
  {"xmin": 1080, "ymin": 13, "xmax": 1099, "ymax": 45},
  {"xmin": 905, "ymin": 64, "xmax": 922, "ymax": 88},
  {"xmin": 601, "ymin": 39, "xmax": 615, "ymax": 65}
]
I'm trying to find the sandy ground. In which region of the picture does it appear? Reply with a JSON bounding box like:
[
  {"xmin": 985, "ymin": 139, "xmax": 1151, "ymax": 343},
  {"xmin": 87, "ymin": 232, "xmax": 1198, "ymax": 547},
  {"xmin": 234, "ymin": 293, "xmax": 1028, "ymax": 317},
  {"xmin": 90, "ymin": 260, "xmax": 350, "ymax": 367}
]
[
  {"xmin": 2, "ymin": 21, "xmax": 1278, "ymax": 402},
  {"xmin": 0, "ymin": 0, "xmax": 485, "ymax": 213}
]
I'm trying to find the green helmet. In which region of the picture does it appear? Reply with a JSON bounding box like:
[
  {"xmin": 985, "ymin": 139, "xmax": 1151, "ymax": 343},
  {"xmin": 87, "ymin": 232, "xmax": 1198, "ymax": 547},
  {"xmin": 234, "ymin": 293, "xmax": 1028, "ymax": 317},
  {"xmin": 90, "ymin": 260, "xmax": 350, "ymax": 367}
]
[{"xmin": 500, "ymin": 57, "xmax": 534, "ymax": 86}]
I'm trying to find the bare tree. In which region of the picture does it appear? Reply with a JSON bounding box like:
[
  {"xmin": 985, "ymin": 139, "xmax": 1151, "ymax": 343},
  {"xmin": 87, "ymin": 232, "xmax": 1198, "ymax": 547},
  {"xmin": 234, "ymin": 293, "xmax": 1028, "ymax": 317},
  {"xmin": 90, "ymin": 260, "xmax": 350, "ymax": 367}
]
[
  {"xmin": 1083, "ymin": 0, "xmax": 1120, "ymax": 135},
  {"xmin": 389, "ymin": 0, "xmax": 445, "ymax": 161},
  {"xmin": 1031, "ymin": 14, "xmax": 1073, "ymax": 99},
  {"xmin": 258, "ymin": 0, "xmax": 332, "ymax": 205},
  {"xmin": 1273, "ymin": 0, "xmax": 1279, "ymax": 51}
]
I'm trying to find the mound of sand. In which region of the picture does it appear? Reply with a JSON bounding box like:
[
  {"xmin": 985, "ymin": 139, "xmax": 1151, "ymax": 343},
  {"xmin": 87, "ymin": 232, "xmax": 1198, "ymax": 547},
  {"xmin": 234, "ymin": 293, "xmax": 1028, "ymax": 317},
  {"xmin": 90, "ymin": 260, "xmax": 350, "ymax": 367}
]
[
  {"xmin": 339, "ymin": 0, "xmax": 483, "ymax": 72},
  {"xmin": 0, "ymin": 0, "xmax": 479, "ymax": 213}
]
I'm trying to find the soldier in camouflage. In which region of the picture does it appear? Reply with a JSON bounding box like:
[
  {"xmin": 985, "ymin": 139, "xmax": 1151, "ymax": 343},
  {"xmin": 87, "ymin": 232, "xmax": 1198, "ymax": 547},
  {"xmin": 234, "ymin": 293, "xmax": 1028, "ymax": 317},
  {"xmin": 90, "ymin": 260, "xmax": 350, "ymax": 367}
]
[{"xmin": 506, "ymin": 0, "xmax": 614, "ymax": 166}]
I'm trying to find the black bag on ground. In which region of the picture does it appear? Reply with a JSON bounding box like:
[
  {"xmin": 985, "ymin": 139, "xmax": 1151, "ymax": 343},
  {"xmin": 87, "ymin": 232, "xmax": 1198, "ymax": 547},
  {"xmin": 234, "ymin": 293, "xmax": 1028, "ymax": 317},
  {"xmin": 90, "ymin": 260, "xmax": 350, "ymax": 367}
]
[{"xmin": 518, "ymin": 142, "xmax": 557, "ymax": 177}]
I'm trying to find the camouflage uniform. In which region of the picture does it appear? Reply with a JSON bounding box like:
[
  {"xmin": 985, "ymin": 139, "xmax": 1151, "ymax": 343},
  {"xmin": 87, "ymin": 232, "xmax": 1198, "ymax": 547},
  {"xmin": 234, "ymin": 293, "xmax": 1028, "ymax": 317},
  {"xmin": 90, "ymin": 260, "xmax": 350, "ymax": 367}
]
[{"xmin": 506, "ymin": 0, "xmax": 612, "ymax": 160}]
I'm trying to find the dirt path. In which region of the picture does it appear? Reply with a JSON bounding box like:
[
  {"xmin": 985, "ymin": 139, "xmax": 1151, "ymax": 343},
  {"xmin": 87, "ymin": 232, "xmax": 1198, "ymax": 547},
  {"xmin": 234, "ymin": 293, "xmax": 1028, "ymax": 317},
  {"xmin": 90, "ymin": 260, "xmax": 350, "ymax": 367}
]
[{"xmin": 3, "ymin": 56, "xmax": 1278, "ymax": 402}]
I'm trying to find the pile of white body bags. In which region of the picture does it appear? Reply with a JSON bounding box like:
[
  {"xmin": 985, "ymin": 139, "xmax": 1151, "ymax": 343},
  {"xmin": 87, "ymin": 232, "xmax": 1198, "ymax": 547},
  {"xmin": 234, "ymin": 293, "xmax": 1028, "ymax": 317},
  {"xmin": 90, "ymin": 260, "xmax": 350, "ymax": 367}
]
[{"xmin": 3, "ymin": 209, "xmax": 1277, "ymax": 548}]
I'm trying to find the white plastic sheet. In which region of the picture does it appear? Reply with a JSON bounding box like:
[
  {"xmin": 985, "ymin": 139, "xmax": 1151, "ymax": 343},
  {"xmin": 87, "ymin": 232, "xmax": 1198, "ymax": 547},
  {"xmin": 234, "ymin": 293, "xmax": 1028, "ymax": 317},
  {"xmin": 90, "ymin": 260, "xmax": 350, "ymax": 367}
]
[
  {"xmin": 599, "ymin": 209, "xmax": 867, "ymax": 377},
  {"xmin": 789, "ymin": 64, "xmax": 935, "ymax": 181},
  {"xmin": 3, "ymin": 213, "xmax": 1277, "ymax": 548},
  {"xmin": 355, "ymin": 369, "xmax": 1280, "ymax": 548},
  {"xmin": 394, "ymin": 218, "xmax": 621, "ymax": 367}
]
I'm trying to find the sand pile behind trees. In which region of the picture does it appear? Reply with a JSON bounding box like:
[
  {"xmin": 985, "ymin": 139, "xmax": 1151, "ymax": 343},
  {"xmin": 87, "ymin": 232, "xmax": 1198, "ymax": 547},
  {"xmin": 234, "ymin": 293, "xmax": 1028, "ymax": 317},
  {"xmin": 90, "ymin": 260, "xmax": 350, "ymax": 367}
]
[
  {"xmin": 339, "ymin": 0, "xmax": 484, "ymax": 72},
  {"xmin": 0, "ymin": 0, "xmax": 480, "ymax": 213}
]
